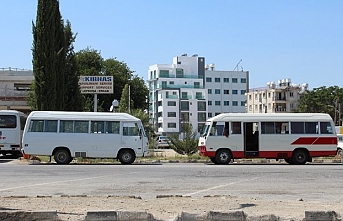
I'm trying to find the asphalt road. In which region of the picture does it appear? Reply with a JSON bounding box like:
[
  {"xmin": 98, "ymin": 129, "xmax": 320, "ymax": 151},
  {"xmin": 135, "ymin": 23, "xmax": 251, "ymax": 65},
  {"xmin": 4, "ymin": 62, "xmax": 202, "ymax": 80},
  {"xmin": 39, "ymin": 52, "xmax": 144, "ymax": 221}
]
[{"xmin": 1, "ymin": 161, "xmax": 343, "ymax": 203}]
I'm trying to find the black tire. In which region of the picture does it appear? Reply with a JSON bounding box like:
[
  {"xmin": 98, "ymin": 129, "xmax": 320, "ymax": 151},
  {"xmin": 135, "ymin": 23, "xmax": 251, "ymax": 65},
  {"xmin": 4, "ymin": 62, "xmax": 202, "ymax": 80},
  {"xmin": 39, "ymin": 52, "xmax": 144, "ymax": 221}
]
[
  {"xmin": 215, "ymin": 149, "xmax": 231, "ymax": 165},
  {"xmin": 284, "ymin": 158, "xmax": 294, "ymax": 164},
  {"xmin": 54, "ymin": 149, "xmax": 71, "ymax": 165},
  {"xmin": 118, "ymin": 149, "xmax": 136, "ymax": 165},
  {"xmin": 337, "ymin": 148, "xmax": 343, "ymax": 157},
  {"xmin": 210, "ymin": 157, "xmax": 217, "ymax": 164},
  {"xmin": 292, "ymin": 150, "xmax": 308, "ymax": 165}
]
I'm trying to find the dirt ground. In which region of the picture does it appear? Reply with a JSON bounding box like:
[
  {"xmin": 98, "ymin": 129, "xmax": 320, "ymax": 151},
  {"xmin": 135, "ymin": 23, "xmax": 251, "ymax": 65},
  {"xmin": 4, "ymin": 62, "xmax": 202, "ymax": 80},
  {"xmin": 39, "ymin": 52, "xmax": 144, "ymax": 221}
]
[{"xmin": 1, "ymin": 195, "xmax": 342, "ymax": 220}]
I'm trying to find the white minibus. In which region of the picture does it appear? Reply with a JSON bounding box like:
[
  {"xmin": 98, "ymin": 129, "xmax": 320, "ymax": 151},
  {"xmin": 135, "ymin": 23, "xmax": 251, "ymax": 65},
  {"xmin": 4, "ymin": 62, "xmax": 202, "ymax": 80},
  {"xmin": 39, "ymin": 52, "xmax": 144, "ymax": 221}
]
[
  {"xmin": 198, "ymin": 113, "xmax": 338, "ymax": 165},
  {"xmin": 0, "ymin": 110, "xmax": 27, "ymax": 157},
  {"xmin": 22, "ymin": 111, "xmax": 149, "ymax": 164}
]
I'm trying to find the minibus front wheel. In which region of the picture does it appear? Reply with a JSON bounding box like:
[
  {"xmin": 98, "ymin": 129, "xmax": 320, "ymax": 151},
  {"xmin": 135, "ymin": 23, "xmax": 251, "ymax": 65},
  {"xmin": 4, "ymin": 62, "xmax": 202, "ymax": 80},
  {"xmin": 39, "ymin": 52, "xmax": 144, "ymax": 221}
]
[
  {"xmin": 118, "ymin": 149, "xmax": 136, "ymax": 165},
  {"xmin": 215, "ymin": 149, "xmax": 232, "ymax": 165}
]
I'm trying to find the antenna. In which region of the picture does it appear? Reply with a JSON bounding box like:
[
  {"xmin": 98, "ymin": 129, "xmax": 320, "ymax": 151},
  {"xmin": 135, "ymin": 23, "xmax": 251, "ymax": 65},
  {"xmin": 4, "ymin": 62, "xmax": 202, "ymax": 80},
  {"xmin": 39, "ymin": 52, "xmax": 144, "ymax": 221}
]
[{"xmin": 234, "ymin": 59, "xmax": 242, "ymax": 71}]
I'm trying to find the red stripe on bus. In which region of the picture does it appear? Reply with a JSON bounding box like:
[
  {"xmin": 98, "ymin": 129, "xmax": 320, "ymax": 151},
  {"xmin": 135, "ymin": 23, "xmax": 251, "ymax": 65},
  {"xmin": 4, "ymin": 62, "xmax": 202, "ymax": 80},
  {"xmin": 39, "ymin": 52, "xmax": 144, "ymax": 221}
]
[
  {"xmin": 291, "ymin": 137, "xmax": 318, "ymax": 145},
  {"xmin": 291, "ymin": 137, "xmax": 337, "ymax": 145},
  {"xmin": 313, "ymin": 137, "xmax": 337, "ymax": 145}
]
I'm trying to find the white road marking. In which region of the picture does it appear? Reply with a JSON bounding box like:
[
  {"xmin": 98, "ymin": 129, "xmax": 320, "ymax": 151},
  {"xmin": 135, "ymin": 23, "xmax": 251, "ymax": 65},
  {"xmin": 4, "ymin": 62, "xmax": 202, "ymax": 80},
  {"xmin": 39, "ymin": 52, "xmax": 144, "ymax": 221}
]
[
  {"xmin": 0, "ymin": 173, "xmax": 137, "ymax": 192},
  {"xmin": 183, "ymin": 176, "xmax": 262, "ymax": 196}
]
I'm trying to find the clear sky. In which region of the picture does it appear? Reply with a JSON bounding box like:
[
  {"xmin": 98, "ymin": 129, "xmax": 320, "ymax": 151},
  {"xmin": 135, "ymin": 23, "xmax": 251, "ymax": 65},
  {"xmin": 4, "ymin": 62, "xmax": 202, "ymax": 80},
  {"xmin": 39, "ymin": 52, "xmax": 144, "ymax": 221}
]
[{"xmin": 1, "ymin": 0, "xmax": 342, "ymax": 89}]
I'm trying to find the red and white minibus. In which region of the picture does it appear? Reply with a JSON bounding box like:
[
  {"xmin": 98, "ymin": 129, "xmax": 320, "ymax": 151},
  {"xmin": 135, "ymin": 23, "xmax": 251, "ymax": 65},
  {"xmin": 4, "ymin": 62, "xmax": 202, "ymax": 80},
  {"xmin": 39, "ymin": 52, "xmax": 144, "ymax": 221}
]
[{"xmin": 198, "ymin": 113, "xmax": 338, "ymax": 165}]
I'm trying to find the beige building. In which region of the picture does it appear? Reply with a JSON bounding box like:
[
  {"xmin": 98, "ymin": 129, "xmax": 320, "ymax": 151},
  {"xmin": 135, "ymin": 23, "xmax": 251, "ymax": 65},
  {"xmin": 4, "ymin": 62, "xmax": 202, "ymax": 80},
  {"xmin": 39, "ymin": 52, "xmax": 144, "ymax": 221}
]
[
  {"xmin": 0, "ymin": 68, "xmax": 33, "ymax": 113},
  {"xmin": 246, "ymin": 78, "xmax": 308, "ymax": 113}
]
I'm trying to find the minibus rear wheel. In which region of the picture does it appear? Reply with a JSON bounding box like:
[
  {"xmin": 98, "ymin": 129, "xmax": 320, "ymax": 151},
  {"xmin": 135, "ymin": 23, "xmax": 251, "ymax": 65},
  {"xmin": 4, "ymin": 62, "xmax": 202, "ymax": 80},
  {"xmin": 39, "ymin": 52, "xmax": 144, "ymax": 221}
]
[
  {"xmin": 292, "ymin": 149, "xmax": 308, "ymax": 165},
  {"xmin": 54, "ymin": 149, "xmax": 71, "ymax": 165}
]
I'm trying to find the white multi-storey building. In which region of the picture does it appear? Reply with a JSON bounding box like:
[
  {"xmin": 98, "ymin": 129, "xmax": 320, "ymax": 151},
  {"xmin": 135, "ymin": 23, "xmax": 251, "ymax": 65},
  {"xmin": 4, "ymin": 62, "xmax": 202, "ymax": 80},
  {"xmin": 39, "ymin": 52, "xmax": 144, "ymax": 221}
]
[
  {"xmin": 148, "ymin": 54, "xmax": 207, "ymax": 135},
  {"xmin": 205, "ymin": 66, "xmax": 249, "ymax": 118},
  {"xmin": 148, "ymin": 55, "xmax": 249, "ymax": 136},
  {"xmin": 0, "ymin": 68, "xmax": 33, "ymax": 113},
  {"xmin": 246, "ymin": 78, "xmax": 308, "ymax": 113}
]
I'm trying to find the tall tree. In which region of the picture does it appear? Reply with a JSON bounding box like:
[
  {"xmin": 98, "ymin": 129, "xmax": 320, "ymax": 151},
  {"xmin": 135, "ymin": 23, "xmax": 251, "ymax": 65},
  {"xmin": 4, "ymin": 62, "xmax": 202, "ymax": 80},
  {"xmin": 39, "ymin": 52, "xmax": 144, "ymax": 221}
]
[
  {"xmin": 295, "ymin": 86, "xmax": 343, "ymax": 125},
  {"xmin": 118, "ymin": 84, "xmax": 134, "ymax": 113},
  {"xmin": 32, "ymin": 0, "xmax": 66, "ymax": 110},
  {"xmin": 64, "ymin": 20, "xmax": 82, "ymax": 111}
]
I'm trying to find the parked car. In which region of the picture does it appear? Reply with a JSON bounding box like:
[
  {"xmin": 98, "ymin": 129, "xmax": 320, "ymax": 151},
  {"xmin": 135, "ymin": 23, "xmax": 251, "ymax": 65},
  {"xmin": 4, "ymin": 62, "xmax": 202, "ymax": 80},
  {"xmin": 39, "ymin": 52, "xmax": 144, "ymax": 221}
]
[
  {"xmin": 155, "ymin": 136, "xmax": 170, "ymax": 148},
  {"xmin": 337, "ymin": 134, "xmax": 343, "ymax": 156}
]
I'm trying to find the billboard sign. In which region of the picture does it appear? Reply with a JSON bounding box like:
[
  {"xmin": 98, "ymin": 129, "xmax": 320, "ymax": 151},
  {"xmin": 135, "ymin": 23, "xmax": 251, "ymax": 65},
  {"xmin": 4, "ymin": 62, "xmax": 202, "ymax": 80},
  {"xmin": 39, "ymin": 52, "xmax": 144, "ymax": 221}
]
[{"xmin": 79, "ymin": 76, "xmax": 113, "ymax": 94}]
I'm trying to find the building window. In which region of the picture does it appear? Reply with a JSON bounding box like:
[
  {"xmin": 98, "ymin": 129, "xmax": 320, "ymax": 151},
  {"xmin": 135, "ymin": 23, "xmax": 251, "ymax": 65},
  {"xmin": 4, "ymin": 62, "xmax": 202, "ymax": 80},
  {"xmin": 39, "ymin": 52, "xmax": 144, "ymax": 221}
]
[
  {"xmin": 181, "ymin": 92, "xmax": 188, "ymax": 99},
  {"xmin": 168, "ymin": 112, "xmax": 176, "ymax": 117},
  {"xmin": 232, "ymin": 101, "xmax": 238, "ymax": 106},
  {"xmin": 268, "ymin": 103, "xmax": 271, "ymax": 109},
  {"xmin": 176, "ymin": 68, "xmax": 183, "ymax": 78},
  {"xmin": 160, "ymin": 70, "xmax": 169, "ymax": 77},
  {"xmin": 268, "ymin": 92, "xmax": 271, "ymax": 98},
  {"xmin": 215, "ymin": 101, "xmax": 221, "ymax": 106},
  {"xmin": 241, "ymin": 90, "xmax": 246, "ymax": 95},
  {"xmin": 215, "ymin": 78, "xmax": 220, "ymax": 82},
  {"xmin": 241, "ymin": 101, "xmax": 246, "ymax": 106},
  {"xmin": 181, "ymin": 101, "xmax": 189, "ymax": 111},
  {"xmin": 290, "ymin": 92, "xmax": 294, "ymax": 97},
  {"xmin": 198, "ymin": 101, "xmax": 206, "ymax": 111},
  {"xmin": 208, "ymin": 113, "xmax": 213, "ymax": 118},
  {"xmin": 196, "ymin": 92, "xmax": 203, "ymax": 99},
  {"xmin": 224, "ymin": 101, "xmax": 230, "ymax": 106},
  {"xmin": 255, "ymin": 105, "xmax": 258, "ymax": 111},
  {"xmin": 232, "ymin": 90, "xmax": 238, "ymax": 94},
  {"xmin": 255, "ymin": 94, "xmax": 258, "ymax": 100},
  {"xmin": 224, "ymin": 78, "xmax": 229, "ymax": 83},
  {"xmin": 198, "ymin": 113, "xmax": 206, "ymax": 122},
  {"xmin": 168, "ymin": 101, "xmax": 176, "ymax": 106},
  {"xmin": 249, "ymin": 105, "xmax": 252, "ymax": 111},
  {"xmin": 208, "ymin": 89, "xmax": 212, "ymax": 94},
  {"xmin": 168, "ymin": 123, "xmax": 176, "ymax": 128},
  {"xmin": 215, "ymin": 113, "xmax": 221, "ymax": 116},
  {"xmin": 194, "ymin": 82, "xmax": 200, "ymax": 88},
  {"xmin": 158, "ymin": 101, "xmax": 162, "ymax": 106},
  {"xmin": 215, "ymin": 89, "xmax": 220, "ymax": 94},
  {"xmin": 170, "ymin": 81, "xmax": 174, "ymax": 85},
  {"xmin": 206, "ymin": 77, "xmax": 212, "ymax": 82},
  {"xmin": 241, "ymin": 78, "xmax": 246, "ymax": 83},
  {"xmin": 249, "ymin": 94, "xmax": 252, "ymax": 100},
  {"xmin": 224, "ymin": 90, "xmax": 230, "ymax": 94},
  {"xmin": 208, "ymin": 101, "xmax": 212, "ymax": 106},
  {"xmin": 181, "ymin": 113, "xmax": 189, "ymax": 121},
  {"xmin": 232, "ymin": 78, "xmax": 238, "ymax": 83}
]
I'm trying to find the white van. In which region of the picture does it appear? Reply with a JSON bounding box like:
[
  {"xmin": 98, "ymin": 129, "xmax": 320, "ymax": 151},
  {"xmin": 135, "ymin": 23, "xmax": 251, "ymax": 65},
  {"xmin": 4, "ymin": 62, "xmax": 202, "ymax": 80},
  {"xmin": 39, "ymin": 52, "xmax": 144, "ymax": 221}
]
[
  {"xmin": 0, "ymin": 110, "xmax": 27, "ymax": 157},
  {"xmin": 22, "ymin": 111, "xmax": 149, "ymax": 164}
]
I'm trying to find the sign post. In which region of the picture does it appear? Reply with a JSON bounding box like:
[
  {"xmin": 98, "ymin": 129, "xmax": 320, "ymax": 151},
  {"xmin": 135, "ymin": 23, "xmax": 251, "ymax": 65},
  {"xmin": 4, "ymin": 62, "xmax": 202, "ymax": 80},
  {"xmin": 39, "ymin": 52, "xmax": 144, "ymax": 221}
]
[{"xmin": 78, "ymin": 76, "xmax": 114, "ymax": 112}]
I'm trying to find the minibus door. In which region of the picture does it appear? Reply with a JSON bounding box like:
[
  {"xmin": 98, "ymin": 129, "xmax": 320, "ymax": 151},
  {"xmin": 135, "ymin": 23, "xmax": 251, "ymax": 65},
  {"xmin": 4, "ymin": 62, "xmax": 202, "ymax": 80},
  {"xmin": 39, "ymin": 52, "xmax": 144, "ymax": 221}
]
[
  {"xmin": 121, "ymin": 122, "xmax": 143, "ymax": 154},
  {"xmin": 243, "ymin": 122, "xmax": 259, "ymax": 157}
]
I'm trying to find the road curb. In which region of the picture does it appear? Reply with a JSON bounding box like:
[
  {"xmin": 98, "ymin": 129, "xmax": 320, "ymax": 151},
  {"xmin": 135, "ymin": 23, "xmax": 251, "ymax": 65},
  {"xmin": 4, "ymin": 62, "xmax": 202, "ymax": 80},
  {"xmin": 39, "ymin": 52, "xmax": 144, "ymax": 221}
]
[
  {"xmin": 84, "ymin": 211, "xmax": 155, "ymax": 221},
  {"xmin": 0, "ymin": 210, "xmax": 60, "ymax": 221},
  {"xmin": 0, "ymin": 210, "xmax": 340, "ymax": 221}
]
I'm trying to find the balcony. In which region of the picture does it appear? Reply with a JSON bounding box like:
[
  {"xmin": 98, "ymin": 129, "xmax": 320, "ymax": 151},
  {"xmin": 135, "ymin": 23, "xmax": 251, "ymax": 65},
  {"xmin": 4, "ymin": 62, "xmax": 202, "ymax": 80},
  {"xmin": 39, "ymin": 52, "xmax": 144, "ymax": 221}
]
[
  {"xmin": 158, "ymin": 85, "xmax": 204, "ymax": 89},
  {"xmin": 166, "ymin": 94, "xmax": 178, "ymax": 99}
]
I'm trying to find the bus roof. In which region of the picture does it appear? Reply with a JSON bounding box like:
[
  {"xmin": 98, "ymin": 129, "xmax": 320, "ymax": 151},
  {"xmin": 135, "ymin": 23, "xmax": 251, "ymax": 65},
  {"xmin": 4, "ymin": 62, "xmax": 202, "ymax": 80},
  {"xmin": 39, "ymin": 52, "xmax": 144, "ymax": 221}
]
[
  {"xmin": 27, "ymin": 111, "xmax": 140, "ymax": 121},
  {"xmin": 207, "ymin": 113, "xmax": 333, "ymax": 122},
  {"xmin": 0, "ymin": 110, "xmax": 26, "ymax": 116}
]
